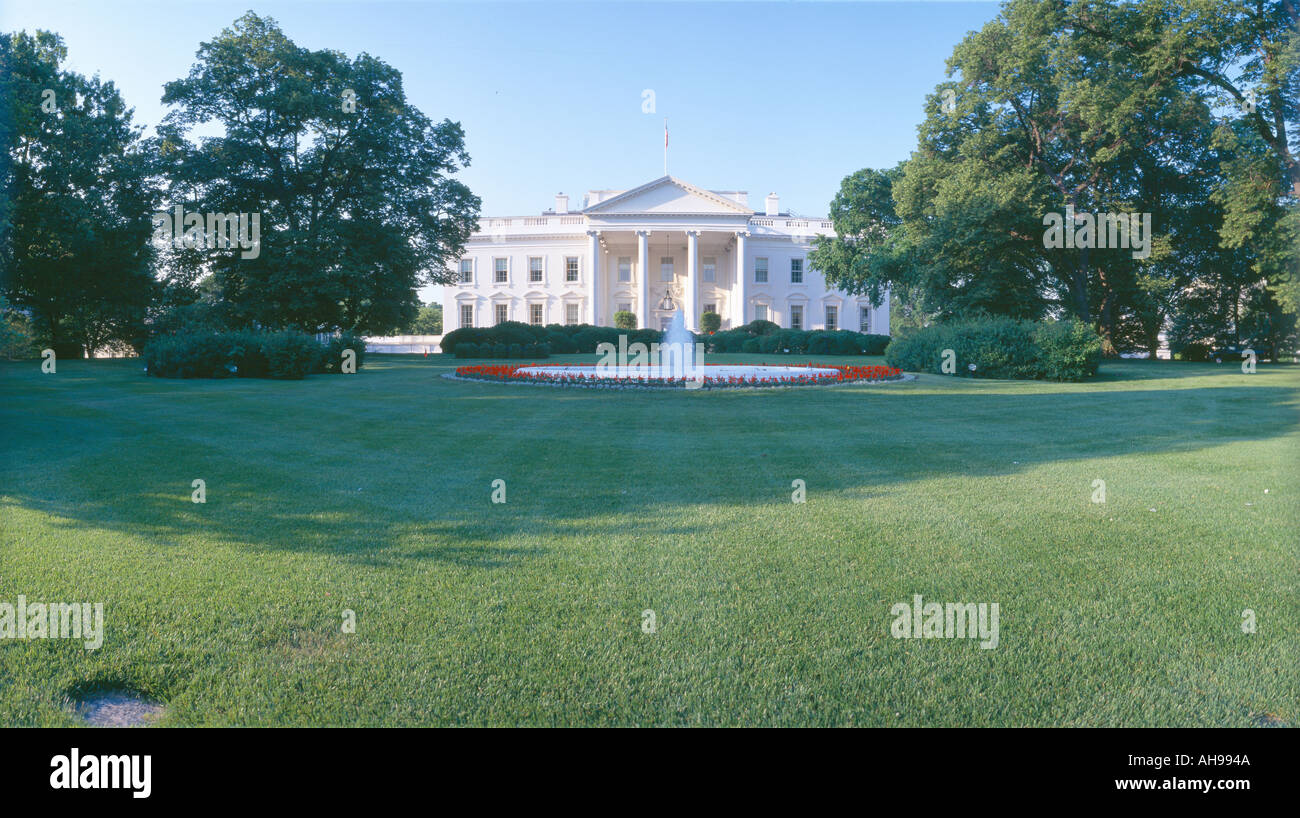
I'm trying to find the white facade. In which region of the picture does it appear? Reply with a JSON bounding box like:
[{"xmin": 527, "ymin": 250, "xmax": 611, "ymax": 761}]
[{"xmin": 443, "ymin": 176, "xmax": 889, "ymax": 335}]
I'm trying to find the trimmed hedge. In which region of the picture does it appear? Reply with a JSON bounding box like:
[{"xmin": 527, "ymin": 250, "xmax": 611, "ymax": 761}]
[
  {"xmin": 453, "ymin": 339, "xmax": 550, "ymax": 359},
  {"xmin": 142, "ymin": 330, "xmax": 367, "ymax": 379},
  {"xmin": 442, "ymin": 322, "xmax": 666, "ymax": 355},
  {"xmin": 444, "ymin": 320, "xmax": 889, "ymax": 358},
  {"xmin": 884, "ymin": 317, "xmax": 1101, "ymax": 381}
]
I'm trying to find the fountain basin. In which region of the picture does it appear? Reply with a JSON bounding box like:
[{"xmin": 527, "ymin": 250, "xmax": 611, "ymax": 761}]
[
  {"xmin": 518, "ymin": 364, "xmax": 841, "ymax": 382},
  {"xmin": 450, "ymin": 362, "xmax": 905, "ymax": 389}
]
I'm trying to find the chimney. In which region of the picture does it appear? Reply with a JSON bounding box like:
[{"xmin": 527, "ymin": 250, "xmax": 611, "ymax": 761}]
[
  {"xmin": 764, "ymin": 193, "xmax": 779, "ymax": 217},
  {"xmin": 555, "ymin": 193, "xmax": 569, "ymax": 214}
]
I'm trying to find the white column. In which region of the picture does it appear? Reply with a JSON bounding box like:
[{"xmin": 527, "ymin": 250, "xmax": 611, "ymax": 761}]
[
  {"xmin": 685, "ymin": 230, "xmax": 699, "ymax": 331},
  {"xmin": 733, "ymin": 231, "xmax": 748, "ymax": 327},
  {"xmin": 637, "ymin": 230, "xmax": 650, "ymax": 329},
  {"xmin": 587, "ymin": 230, "xmax": 601, "ymax": 325}
]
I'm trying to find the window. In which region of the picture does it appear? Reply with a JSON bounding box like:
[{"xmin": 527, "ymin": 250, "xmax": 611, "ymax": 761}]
[
  {"xmin": 702, "ymin": 256, "xmax": 716, "ymax": 283},
  {"xmin": 754, "ymin": 257, "xmax": 768, "ymax": 283},
  {"xmin": 494, "ymin": 258, "xmax": 508, "ymax": 284},
  {"xmin": 790, "ymin": 258, "xmax": 803, "ymax": 284},
  {"xmin": 660, "ymin": 256, "xmax": 674, "ymax": 282},
  {"xmin": 704, "ymin": 303, "xmax": 716, "ymax": 314},
  {"xmin": 458, "ymin": 259, "xmax": 473, "ymax": 283},
  {"xmin": 495, "ymin": 304, "xmax": 508, "ymax": 325},
  {"xmin": 460, "ymin": 304, "xmax": 473, "ymax": 328},
  {"xmin": 618, "ymin": 257, "xmax": 632, "ymax": 283},
  {"xmin": 860, "ymin": 306, "xmax": 872, "ymax": 333},
  {"xmin": 565, "ymin": 303, "xmax": 579, "ymax": 325},
  {"xmin": 790, "ymin": 305, "xmax": 803, "ymax": 330},
  {"xmin": 530, "ymin": 303, "xmax": 544, "ymax": 326},
  {"xmin": 618, "ymin": 302, "xmax": 632, "ymax": 314},
  {"xmin": 754, "ymin": 304, "xmax": 768, "ymax": 322},
  {"xmin": 529, "ymin": 257, "xmax": 543, "ymax": 283},
  {"xmin": 565, "ymin": 257, "xmax": 579, "ymax": 283},
  {"xmin": 825, "ymin": 305, "xmax": 837, "ymax": 330}
]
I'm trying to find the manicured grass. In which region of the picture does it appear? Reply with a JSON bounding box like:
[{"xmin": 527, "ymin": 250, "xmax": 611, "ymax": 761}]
[{"xmin": 1, "ymin": 353, "xmax": 1296, "ymax": 726}]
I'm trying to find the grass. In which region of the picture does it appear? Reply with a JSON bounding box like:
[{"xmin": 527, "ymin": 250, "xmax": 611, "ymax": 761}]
[{"xmin": 1, "ymin": 352, "xmax": 1296, "ymax": 726}]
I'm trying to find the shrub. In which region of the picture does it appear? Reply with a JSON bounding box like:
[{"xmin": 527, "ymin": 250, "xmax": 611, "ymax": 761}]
[
  {"xmin": 455, "ymin": 341, "xmax": 478, "ymax": 358},
  {"xmin": 613, "ymin": 311, "xmax": 637, "ymax": 330},
  {"xmin": 492, "ymin": 342, "xmax": 509, "ymax": 359},
  {"xmin": 1034, "ymin": 320, "xmax": 1101, "ymax": 381},
  {"xmin": 508, "ymin": 342, "xmax": 524, "ymax": 359},
  {"xmin": 143, "ymin": 329, "xmax": 350, "ymax": 380},
  {"xmin": 142, "ymin": 331, "xmax": 230, "ymax": 378},
  {"xmin": 547, "ymin": 331, "xmax": 576, "ymax": 354},
  {"xmin": 806, "ymin": 331, "xmax": 832, "ymax": 354},
  {"xmin": 758, "ymin": 334, "xmax": 781, "ymax": 354},
  {"xmin": 860, "ymin": 333, "xmax": 891, "ymax": 355},
  {"xmin": 1172, "ymin": 342, "xmax": 1211, "ymax": 362},
  {"xmin": 740, "ymin": 319, "xmax": 780, "ymax": 336},
  {"xmin": 741, "ymin": 337, "xmax": 761, "ymax": 353},
  {"xmin": 885, "ymin": 317, "xmax": 1100, "ymax": 381},
  {"xmin": 319, "ymin": 332, "xmax": 367, "ymax": 373},
  {"xmin": 261, "ymin": 331, "xmax": 321, "ymax": 379},
  {"xmin": 700, "ymin": 312, "xmax": 722, "ymax": 333}
]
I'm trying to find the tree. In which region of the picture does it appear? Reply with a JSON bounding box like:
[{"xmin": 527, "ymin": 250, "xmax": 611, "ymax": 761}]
[
  {"xmin": 403, "ymin": 302, "xmax": 442, "ymax": 335},
  {"xmin": 158, "ymin": 12, "xmax": 480, "ymax": 335},
  {"xmin": 1, "ymin": 30, "xmax": 158, "ymax": 356}
]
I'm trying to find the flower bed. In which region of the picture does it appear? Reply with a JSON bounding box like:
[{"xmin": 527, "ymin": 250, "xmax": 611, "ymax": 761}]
[{"xmin": 451, "ymin": 362, "xmax": 905, "ymax": 389}]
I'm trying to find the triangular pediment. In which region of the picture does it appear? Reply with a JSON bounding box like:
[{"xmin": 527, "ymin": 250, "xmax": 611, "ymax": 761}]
[{"xmin": 583, "ymin": 176, "xmax": 753, "ymax": 216}]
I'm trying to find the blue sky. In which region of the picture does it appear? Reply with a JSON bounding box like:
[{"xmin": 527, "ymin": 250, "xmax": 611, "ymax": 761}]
[
  {"xmin": 3, "ymin": 0, "xmax": 1001, "ymax": 214},
  {"xmin": 2, "ymin": 0, "xmax": 1001, "ymax": 302}
]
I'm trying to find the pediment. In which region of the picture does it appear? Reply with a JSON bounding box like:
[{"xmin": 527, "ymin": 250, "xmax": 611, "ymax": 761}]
[{"xmin": 583, "ymin": 176, "xmax": 753, "ymax": 216}]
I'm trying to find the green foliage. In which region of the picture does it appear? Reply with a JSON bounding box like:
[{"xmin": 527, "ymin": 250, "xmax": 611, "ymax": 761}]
[
  {"xmin": 613, "ymin": 310, "xmax": 637, "ymax": 330},
  {"xmin": 259, "ymin": 332, "xmax": 321, "ymax": 379},
  {"xmin": 0, "ymin": 297, "xmax": 39, "ymax": 359},
  {"xmin": 739, "ymin": 319, "xmax": 779, "ymax": 336},
  {"xmin": 142, "ymin": 330, "xmax": 351, "ymax": 379},
  {"xmin": 1033, "ymin": 320, "xmax": 1103, "ymax": 381},
  {"xmin": 402, "ymin": 304, "xmax": 442, "ymax": 335},
  {"xmin": 319, "ymin": 332, "xmax": 368, "ymax": 373},
  {"xmin": 1, "ymin": 30, "xmax": 158, "ymax": 355},
  {"xmin": 885, "ymin": 317, "xmax": 1101, "ymax": 381},
  {"xmin": 699, "ymin": 312, "xmax": 722, "ymax": 333},
  {"xmin": 455, "ymin": 342, "xmax": 478, "ymax": 359},
  {"xmin": 156, "ymin": 12, "xmax": 480, "ymax": 335}
]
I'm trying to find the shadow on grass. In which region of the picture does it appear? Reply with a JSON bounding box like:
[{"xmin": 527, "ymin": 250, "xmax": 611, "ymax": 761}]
[{"xmin": 1, "ymin": 355, "xmax": 1297, "ymax": 567}]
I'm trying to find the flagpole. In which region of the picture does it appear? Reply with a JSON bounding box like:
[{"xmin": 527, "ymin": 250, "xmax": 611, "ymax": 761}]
[{"xmin": 663, "ymin": 118, "xmax": 668, "ymax": 177}]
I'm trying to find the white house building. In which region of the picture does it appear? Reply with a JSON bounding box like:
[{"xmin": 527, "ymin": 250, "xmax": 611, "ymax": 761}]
[{"xmin": 443, "ymin": 176, "xmax": 889, "ymax": 335}]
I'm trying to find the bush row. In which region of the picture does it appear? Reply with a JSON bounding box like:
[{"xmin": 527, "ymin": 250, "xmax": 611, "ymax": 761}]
[
  {"xmin": 883, "ymin": 317, "xmax": 1101, "ymax": 381},
  {"xmin": 454, "ymin": 341, "xmax": 550, "ymax": 359},
  {"xmin": 442, "ymin": 319, "xmax": 891, "ymax": 357},
  {"xmin": 442, "ymin": 322, "xmax": 668, "ymax": 355},
  {"xmin": 706, "ymin": 325, "xmax": 891, "ymax": 355},
  {"xmin": 142, "ymin": 330, "xmax": 366, "ymax": 379}
]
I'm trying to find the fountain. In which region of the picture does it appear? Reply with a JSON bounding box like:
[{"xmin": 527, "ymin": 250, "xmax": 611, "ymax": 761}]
[{"xmin": 510, "ymin": 308, "xmax": 857, "ymax": 387}]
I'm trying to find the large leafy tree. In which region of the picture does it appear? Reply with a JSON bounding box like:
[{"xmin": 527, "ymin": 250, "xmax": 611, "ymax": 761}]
[
  {"xmin": 158, "ymin": 12, "xmax": 480, "ymax": 334},
  {"xmin": 1, "ymin": 30, "xmax": 158, "ymax": 356},
  {"xmin": 816, "ymin": 0, "xmax": 1296, "ymax": 356}
]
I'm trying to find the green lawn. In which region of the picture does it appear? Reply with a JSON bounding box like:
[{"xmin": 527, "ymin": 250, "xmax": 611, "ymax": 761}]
[{"xmin": 1, "ymin": 353, "xmax": 1296, "ymax": 726}]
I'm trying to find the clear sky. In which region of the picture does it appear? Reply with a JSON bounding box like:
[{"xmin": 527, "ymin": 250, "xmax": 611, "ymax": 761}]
[{"xmin": 2, "ymin": 0, "xmax": 1001, "ymax": 302}]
